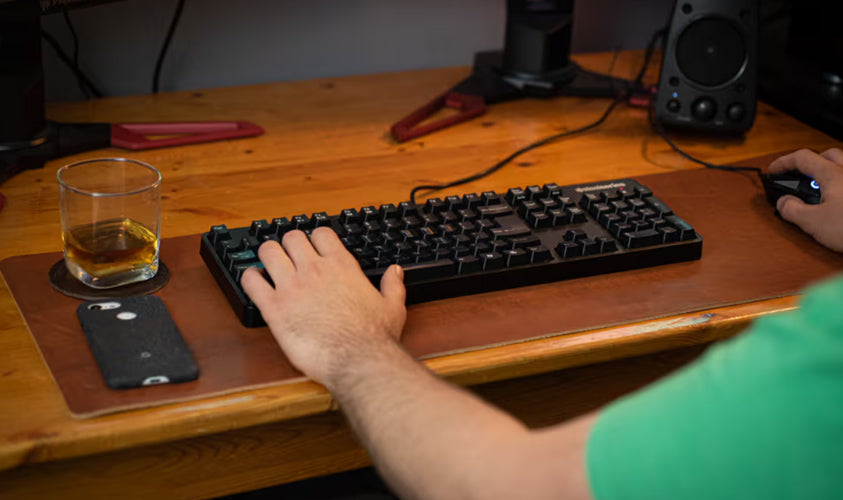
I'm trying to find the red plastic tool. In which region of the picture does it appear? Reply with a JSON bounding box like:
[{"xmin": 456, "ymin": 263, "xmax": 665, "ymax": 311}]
[
  {"xmin": 110, "ymin": 121, "xmax": 264, "ymax": 150},
  {"xmin": 390, "ymin": 92, "xmax": 485, "ymax": 143}
]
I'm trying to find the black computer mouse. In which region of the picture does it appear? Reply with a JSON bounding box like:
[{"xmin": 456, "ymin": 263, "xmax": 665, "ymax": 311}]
[{"xmin": 761, "ymin": 171, "xmax": 822, "ymax": 206}]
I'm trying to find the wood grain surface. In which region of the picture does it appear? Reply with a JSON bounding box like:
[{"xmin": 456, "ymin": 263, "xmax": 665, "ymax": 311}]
[{"xmin": 0, "ymin": 50, "xmax": 839, "ymax": 498}]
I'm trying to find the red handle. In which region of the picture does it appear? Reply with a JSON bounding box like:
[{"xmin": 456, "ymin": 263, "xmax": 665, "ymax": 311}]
[
  {"xmin": 390, "ymin": 92, "xmax": 486, "ymax": 143},
  {"xmin": 111, "ymin": 121, "xmax": 264, "ymax": 150}
]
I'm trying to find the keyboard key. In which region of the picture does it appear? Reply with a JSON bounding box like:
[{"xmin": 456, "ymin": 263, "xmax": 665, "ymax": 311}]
[
  {"xmin": 233, "ymin": 261, "xmax": 264, "ymax": 282},
  {"xmin": 457, "ymin": 221, "xmax": 476, "ymax": 234},
  {"xmin": 481, "ymin": 191, "xmax": 500, "ymax": 205},
  {"xmin": 269, "ymin": 217, "xmax": 292, "ymax": 236},
  {"xmin": 600, "ymin": 189, "xmax": 621, "ymax": 202},
  {"xmin": 563, "ymin": 228, "xmax": 587, "ymax": 241},
  {"xmin": 292, "ymin": 214, "xmax": 311, "ymax": 230},
  {"xmin": 472, "ymin": 241, "xmax": 491, "ymax": 255},
  {"xmin": 424, "ymin": 198, "xmax": 445, "ymax": 214},
  {"xmin": 463, "ymin": 193, "xmax": 482, "ymax": 208},
  {"xmin": 399, "ymin": 201, "xmax": 418, "ymax": 217},
  {"xmin": 658, "ymin": 226, "xmax": 680, "ymax": 243},
  {"xmin": 489, "ymin": 224, "xmax": 532, "ymax": 240},
  {"xmin": 547, "ymin": 208, "xmax": 568, "ymax": 226},
  {"xmin": 340, "ymin": 208, "xmax": 361, "ymax": 224},
  {"xmin": 209, "ymin": 225, "xmax": 231, "ymax": 247},
  {"xmin": 248, "ymin": 219, "xmax": 270, "ymax": 236},
  {"xmin": 628, "ymin": 199, "xmax": 647, "ymax": 211},
  {"xmin": 402, "ymin": 215, "xmax": 423, "ymax": 228},
  {"xmin": 360, "ymin": 206, "xmax": 378, "ymax": 222},
  {"xmin": 444, "ymin": 195, "xmax": 464, "ymax": 212},
  {"xmin": 597, "ymin": 236, "xmax": 617, "ymax": 253},
  {"xmin": 508, "ymin": 235, "xmax": 542, "ymax": 249},
  {"xmin": 477, "ymin": 204, "xmax": 513, "ymax": 217},
  {"xmin": 402, "ymin": 259, "xmax": 456, "ymax": 283},
  {"xmin": 609, "ymin": 200, "xmax": 629, "ymax": 213},
  {"xmin": 638, "ymin": 208, "xmax": 658, "ymax": 220},
  {"xmin": 240, "ymin": 235, "xmax": 260, "ymax": 252},
  {"xmin": 475, "ymin": 219, "xmax": 496, "ymax": 230},
  {"xmin": 537, "ymin": 198, "xmax": 559, "ymax": 212},
  {"xmin": 506, "ymin": 187, "xmax": 527, "ymax": 205},
  {"xmin": 457, "ymin": 208, "xmax": 479, "ymax": 222},
  {"xmin": 590, "ymin": 202, "xmax": 612, "ymax": 219},
  {"xmin": 342, "ymin": 223, "xmax": 363, "ymax": 236},
  {"xmin": 526, "ymin": 211, "xmax": 552, "ymax": 228},
  {"xmin": 579, "ymin": 238, "xmax": 600, "ymax": 255},
  {"xmin": 635, "ymin": 185, "xmax": 653, "ymax": 197},
  {"xmin": 379, "ymin": 203, "xmax": 399, "ymax": 220},
  {"xmin": 620, "ymin": 229, "xmax": 661, "ymax": 249},
  {"xmin": 665, "ymin": 215, "xmax": 697, "ymax": 241},
  {"xmin": 567, "ymin": 206, "xmax": 587, "ymax": 223},
  {"xmin": 217, "ymin": 238, "xmax": 241, "ymax": 259},
  {"xmin": 542, "ymin": 183, "xmax": 562, "ymax": 197},
  {"xmin": 556, "ymin": 241, "xmax": 581, "ymax": 258},
  {"xmin": 525, "ymin": 185, "xmax": 543, "ymax": 200},
  {"xmin": 579, "ymin": 193, "xmax": 599, "ymax": 210},
  {"xmin": 341, "ymin": 235, "xmax": 363, "ymax": 249},
  {"xmin": 600, "ymin": 212, "xmax": 623, "ymax": 229},
  {"xmin": 517, "ymin": 200, "xmax": 540, "ymax": 217},
  {"xmin": 528, "ymin": 245, "xmax": 552, "ymax": 263},
  {"xmin": 226, "ymin": 249, "xmax": 258, "ymax": 271},
  {"xmin": 480, "ymin": 251, "xmax": 506, "ymax": 270},
  {"xmin": 611, "ymin": 222, "xmax": 633, "ymax": 238},
  {"xmin": 312, "ymin": 212, "xmax": 331, "ymax": 227},
  {"xmin": 556, "ymin": 196, "xmax": 574, "ymax": 207},
  {"xmin": 456, "ymin": 255, "xmax": 482, "ymax": 274},
  {"xmin": 502, "ymin": 248, "xmax": 529, "ymax": 267}
]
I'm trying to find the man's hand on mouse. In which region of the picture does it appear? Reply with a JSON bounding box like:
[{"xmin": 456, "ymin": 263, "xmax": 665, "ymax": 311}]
[
  {"xmin": 769, "ymin": 148, "xmax": 843, "ymax": 253},
  {"xmin": 240, "ymin": 228, "xmax": 407, "ymax": 388}
]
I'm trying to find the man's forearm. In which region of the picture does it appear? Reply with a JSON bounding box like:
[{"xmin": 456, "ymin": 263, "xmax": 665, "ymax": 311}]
[{"xmin": 327, "ymin": 339, "xmax": 593, "ymax": 500}]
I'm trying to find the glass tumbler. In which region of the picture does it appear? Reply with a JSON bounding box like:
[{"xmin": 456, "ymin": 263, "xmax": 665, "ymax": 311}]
[{"xmin": 57, "ymin": 158, "xmax": 162, "ymax": 289}]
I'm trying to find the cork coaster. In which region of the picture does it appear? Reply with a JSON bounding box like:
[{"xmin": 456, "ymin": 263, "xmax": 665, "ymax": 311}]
[{"xmin": 48, "ymin": 260, "xmax": 170, "ymax": 300}]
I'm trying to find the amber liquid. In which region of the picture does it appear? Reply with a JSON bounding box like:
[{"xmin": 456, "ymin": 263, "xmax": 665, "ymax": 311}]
[{"xmin": 64, "ymin": 217, "xmax": 159, "ymax": 284}]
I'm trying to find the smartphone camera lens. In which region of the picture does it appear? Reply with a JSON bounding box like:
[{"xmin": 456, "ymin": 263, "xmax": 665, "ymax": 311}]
[{"xmin": 89, "ymin": 304, "xmax": 102, "ymax": 311}]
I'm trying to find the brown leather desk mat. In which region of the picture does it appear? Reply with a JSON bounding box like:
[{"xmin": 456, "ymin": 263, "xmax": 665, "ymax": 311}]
[{"xmin": 3, "ymin": 162, "xmax": 842, "ymax": 417}]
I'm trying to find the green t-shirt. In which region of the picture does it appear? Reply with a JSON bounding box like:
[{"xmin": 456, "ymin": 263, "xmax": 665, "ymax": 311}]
[{"xmin": 587, "ymin": 274, "xmax": 843, "ymax": 500}]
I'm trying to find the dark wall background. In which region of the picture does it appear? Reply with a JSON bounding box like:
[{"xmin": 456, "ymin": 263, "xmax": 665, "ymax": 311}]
[{"xmin": 40, "ymin": 0, "xmax": 675, "ymax": 101}]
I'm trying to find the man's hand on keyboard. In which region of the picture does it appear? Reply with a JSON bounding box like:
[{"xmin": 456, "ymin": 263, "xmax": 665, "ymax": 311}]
[
  {"xmin": 769, "ymin": 148, "xmax": 843, "ymax": 253},
  {"xmin": 241, "ymin": 228, "xmax": 407, "ymax": 386}
]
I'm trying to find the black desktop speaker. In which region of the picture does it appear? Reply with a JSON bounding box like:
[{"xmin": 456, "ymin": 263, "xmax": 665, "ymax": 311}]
[{"xmin": 654, "ymin": 0, "xmax": 758, "ymax": 134}]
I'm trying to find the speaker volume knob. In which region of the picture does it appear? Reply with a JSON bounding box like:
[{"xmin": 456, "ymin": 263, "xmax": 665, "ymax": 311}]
[
  {"xmin": 691, "ymin": 97, "xmax": 717, "ymax": 122},
  {"xmin": 727, "ymin": 103, "xmax": 746, "ymax": 122},
  {"xmin": 666, "ymin": 99, "xmax": 681, "ymax": 113}
]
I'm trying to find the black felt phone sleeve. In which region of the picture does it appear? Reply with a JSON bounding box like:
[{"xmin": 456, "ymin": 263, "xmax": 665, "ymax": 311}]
[{"xmin": 77, "ymin": 295, "xmax": 199, "ymax": 389}]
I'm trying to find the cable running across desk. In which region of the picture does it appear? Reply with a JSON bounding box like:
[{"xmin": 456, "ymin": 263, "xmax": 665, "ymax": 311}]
[{"xmin": 409, "ymin": 29, "xmax": 666, "ymax": 205}]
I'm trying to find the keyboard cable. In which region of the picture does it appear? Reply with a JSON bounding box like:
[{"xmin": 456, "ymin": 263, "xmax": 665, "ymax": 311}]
[{"xmin": 408, "ymin": 29, "xmax": 665, "ymax": 205}]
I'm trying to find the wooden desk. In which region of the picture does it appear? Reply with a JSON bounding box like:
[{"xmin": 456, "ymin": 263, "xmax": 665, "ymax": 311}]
[{"xmin": 0, "ymin": 51, "xmax": 838, "ymax": 499}]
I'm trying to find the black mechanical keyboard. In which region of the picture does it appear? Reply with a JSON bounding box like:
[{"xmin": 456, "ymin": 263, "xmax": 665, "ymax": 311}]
[{"xmin": 200, "ymin": 178, "xmax": 702, "ymax": 327}]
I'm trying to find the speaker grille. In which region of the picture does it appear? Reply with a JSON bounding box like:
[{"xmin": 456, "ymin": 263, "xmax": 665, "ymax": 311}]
[{"xmin": 676, "ymin": 18, "xmax": 745, "ymax": 87}]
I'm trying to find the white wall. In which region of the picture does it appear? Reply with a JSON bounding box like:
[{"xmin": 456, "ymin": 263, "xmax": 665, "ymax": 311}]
[{"xmin": 41, "ymin": 0, "xmax": 674, "ymax": 101}]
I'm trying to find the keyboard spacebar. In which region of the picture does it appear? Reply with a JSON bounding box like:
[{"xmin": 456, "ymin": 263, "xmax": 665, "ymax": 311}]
[{"xmin": 365, "ymin": 259, "xmax": 456, "ymax": 285}]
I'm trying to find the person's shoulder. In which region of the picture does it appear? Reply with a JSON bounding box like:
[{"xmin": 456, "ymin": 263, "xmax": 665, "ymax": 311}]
[
  {"xmin": 793, "ymin": 272, "xmax": 843, "ymax": 330},
  {"xmin": 801, "ymin": 272, "xmax": 843, "ymax": 303}
]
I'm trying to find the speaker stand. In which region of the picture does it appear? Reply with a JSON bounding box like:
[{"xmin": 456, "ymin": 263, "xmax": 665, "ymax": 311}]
[{"xmin": 390, "ymin": 50, "xmax": 633, "ymax": 142}]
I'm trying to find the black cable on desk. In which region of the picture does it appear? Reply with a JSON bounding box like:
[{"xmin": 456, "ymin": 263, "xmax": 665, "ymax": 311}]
[{"xmin": 407, "ymin": 33, "xmax": 661, "ymax": 205}]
